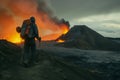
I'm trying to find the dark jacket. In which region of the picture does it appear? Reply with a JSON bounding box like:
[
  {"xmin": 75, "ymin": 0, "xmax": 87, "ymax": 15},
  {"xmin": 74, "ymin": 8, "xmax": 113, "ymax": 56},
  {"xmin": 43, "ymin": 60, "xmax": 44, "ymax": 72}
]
[{"xmin": 21, "ymin": 20, "xmax": 39, "ymax": 39}]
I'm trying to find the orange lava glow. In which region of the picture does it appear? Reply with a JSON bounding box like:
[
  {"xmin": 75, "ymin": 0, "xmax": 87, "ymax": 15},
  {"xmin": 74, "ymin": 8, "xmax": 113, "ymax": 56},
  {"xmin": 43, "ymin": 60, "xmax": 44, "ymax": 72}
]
[
  {"xmin": 60, "ymin": 24, "xmax": 69, "ymax": 34},
  {"xmin": 8, "ymin": 34, "xmax": 22, "ymax": 43},
  {"xmin": 0, "ymin": 0, "xmax": 69, "ymax": 43},
  {"xmin": 1, "ymin": 23, "xmax": 69, "ymax": 43},
  {"xmin": 57, "ymin": 39, "xmax": 65, "ymax": 43}
]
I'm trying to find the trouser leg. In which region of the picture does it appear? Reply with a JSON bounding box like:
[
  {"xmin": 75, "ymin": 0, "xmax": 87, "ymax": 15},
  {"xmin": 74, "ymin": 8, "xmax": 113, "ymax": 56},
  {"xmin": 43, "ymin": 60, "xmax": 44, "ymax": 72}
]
[
  {"xmin": 30, "ymin": 40, "xmax": 36, "ymax": 63},
  {"xmin": 23, "ymin": 41, "xmax": 30, "ymax": 63}
]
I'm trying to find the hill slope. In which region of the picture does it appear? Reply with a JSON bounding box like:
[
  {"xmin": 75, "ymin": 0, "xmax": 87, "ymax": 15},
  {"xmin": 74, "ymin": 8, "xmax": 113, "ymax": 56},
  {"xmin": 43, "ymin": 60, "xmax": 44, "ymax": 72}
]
[{"xmin": 57, "ymin": 25, "xmax": 120, "ymax": 51}]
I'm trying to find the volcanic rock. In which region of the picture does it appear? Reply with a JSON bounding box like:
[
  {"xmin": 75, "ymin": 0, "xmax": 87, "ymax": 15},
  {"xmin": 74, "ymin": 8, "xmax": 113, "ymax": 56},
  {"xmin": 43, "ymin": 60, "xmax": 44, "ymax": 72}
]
[
  {"xmin": 0, "ymin": 39, "xmax": 120, "ymax": 80},
  {"xmin": 0, "ymin": 40, "xmax": 21, "ymax": 69},
  {"xmin": 0, "ymin": 40, "xmax": 99, "ymax": 80}
]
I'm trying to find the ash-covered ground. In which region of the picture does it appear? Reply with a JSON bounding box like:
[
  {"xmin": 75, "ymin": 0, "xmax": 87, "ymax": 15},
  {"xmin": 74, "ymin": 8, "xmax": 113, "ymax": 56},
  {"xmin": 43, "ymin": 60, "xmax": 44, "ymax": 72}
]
[{"xmin": 1, "ymin": 40, "xmax": 120, "ymax": 80}]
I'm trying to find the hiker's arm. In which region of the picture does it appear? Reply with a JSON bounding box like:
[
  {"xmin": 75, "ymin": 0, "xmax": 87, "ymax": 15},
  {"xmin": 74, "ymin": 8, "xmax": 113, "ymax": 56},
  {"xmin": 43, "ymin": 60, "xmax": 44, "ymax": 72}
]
[{"xmin": 35, "ymin": 24, "xmax": 41, "ymax": 42}]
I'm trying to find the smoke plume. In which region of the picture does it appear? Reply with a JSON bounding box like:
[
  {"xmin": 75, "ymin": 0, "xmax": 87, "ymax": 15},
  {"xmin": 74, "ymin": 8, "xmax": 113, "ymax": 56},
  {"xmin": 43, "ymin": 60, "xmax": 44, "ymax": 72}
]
[{"xmin": 0, "ymin": 0, "xmax": 69, "ymax": 43}]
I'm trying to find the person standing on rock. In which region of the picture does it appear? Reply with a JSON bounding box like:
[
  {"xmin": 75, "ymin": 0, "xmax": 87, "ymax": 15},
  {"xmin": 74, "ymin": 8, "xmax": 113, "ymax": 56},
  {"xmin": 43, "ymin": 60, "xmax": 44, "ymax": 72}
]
[{"xmin": 20, "ymin": 16, "xmax": 41, "ymax": 67}]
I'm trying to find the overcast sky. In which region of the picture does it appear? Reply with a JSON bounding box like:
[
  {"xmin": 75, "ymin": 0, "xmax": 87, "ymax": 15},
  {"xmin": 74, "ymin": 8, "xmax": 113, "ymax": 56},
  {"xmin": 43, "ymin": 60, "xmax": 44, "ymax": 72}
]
[
  {"xmin": 50, "ymin": 0, "xmax": 120, "ymax": 38},
  {"xmin": 0, "ymin": 0, "xmax": 120, "ymax": 38}
]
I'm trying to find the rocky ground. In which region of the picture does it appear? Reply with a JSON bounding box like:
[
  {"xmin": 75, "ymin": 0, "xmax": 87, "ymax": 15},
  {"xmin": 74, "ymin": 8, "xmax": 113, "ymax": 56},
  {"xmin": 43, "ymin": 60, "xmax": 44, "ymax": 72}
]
[
  {"xmin": 0, "ymin": 40, "xmax": 120, "ymax": 80},
  {"xmin": 40, "ymin": 44, "xmax": 120, "ymax": 80}
]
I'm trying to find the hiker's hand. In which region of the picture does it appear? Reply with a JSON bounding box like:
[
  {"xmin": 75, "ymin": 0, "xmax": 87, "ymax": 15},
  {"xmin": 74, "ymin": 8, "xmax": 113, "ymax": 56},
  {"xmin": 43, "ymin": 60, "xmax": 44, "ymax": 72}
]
[{"xmin": 38, "ymin": 37, "xmax": 41, "ymax": 42}]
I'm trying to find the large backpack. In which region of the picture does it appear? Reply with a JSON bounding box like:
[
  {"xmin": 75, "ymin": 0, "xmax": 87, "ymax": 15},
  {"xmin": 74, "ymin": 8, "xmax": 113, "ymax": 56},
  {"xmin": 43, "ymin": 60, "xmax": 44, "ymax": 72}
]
[{"xmin": 20, "ymin": 19, "xmax": 31, "ymax": 39}]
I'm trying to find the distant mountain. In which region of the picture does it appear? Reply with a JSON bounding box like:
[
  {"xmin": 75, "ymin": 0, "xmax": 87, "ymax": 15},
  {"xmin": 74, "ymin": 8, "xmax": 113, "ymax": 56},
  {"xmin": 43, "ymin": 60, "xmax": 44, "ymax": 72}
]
[
  {"xmin": 106, "ymin": 37, "xmax": 120, "ymax": 44},
  {"xmin": 57, "ymin": 25, "xmax": 120, "ymax": 51}
]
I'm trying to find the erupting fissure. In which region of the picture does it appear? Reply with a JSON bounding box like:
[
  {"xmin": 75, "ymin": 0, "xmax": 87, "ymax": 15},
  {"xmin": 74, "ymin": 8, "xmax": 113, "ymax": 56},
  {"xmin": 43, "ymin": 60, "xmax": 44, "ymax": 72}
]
[{"xmin": 57, "ymin": 39, "xmax": 65, "ymax": 43}]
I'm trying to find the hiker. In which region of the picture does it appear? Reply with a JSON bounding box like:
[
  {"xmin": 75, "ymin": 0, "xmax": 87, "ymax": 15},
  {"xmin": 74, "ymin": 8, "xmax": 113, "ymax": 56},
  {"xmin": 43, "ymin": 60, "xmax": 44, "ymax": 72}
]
[{"xmin": 20, "ymin": 16, "xmax": 41, "ymax": 66}]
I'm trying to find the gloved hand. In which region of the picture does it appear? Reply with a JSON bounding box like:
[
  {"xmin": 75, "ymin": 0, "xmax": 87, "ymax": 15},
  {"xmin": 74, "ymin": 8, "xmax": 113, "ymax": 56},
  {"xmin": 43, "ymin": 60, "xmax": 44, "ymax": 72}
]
[{"xmin": 37, "ymin": 37, "xmax": 41, "ymax": 42}]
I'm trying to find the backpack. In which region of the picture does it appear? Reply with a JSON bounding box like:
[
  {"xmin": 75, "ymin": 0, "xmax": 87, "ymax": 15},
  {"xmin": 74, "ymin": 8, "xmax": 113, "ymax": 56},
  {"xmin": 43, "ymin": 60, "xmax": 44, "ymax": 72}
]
[
  {"xmin": 21, "ymin": 19, "xmax": 31, "ymax": 39},
  {"xmin": 25, "ymin": 25, "xmax": 30, "ymax": 36}
]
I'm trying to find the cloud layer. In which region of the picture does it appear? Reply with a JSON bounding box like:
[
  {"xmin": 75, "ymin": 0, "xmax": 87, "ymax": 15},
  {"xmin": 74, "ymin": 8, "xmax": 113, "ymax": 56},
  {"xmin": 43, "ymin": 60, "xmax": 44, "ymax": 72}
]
[
  {"xmin": 51, "ymin": 0, "xmax": 120, "ymax": 19},
  {"xmin": 0, "ymin": 0, "xmax": 120, "ymax": 40},
  {"xmin": 50, "ymin": 0, "xmax": 120, "ymax": 38}
]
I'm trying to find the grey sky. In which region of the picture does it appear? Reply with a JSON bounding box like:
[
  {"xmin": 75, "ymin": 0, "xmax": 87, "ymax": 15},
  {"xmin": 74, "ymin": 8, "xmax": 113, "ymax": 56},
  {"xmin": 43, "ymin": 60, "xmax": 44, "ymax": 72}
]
[
  {"xmin": 49, "ymin": 0, "xmax": 120, "ymax": 38},
  {"xmin": 0, "ymin": 0, "xmax": 120, "ymax": 38},
  {"xmin": 51, "ymin": 0, "xmax": 120, "ymax": 19}
]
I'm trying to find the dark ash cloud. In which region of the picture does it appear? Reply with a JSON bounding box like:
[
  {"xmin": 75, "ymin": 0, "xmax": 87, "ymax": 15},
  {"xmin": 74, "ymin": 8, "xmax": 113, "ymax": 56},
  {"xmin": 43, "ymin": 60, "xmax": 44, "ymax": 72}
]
[
  {"xmin": 51, "ymin": 0, "xmax": 120, "ymax": 19},
  {"xmin": 37, "ymin": 0, "xmax": 53, "ymax": 16}
]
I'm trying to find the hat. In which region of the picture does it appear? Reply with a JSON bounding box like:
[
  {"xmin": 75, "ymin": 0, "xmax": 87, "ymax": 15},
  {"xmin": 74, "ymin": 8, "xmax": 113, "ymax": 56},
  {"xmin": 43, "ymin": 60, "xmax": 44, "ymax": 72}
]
[{"xmin": 30, "ymin": 16, "xmax": 35, "ymax": 23}]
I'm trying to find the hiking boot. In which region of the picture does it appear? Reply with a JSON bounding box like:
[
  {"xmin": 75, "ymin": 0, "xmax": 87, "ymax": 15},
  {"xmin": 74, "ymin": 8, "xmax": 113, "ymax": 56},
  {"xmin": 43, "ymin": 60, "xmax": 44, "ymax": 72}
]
[
  {"xmin": 23, "ymin": 61, "xmax": 29, "ymax": 68},
  {"xmin": 33, "ymin": 61, "xmax": 39, "ymax": 65}
]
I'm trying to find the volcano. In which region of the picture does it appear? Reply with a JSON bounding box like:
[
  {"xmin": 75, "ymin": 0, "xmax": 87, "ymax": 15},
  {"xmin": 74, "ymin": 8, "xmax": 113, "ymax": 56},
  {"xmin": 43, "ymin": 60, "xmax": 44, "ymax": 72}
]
[{"xmin": 57, "ymin": 25, "xmax": 120, "ymax": 51}]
